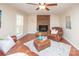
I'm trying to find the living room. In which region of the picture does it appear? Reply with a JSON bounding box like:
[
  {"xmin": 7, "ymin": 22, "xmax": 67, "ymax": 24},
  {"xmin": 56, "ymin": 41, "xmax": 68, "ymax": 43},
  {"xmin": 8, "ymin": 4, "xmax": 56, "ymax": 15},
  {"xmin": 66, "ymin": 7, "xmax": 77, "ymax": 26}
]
[{"xmin": 0, "ymin": 3, "xmax": 79, "ymax": 56}]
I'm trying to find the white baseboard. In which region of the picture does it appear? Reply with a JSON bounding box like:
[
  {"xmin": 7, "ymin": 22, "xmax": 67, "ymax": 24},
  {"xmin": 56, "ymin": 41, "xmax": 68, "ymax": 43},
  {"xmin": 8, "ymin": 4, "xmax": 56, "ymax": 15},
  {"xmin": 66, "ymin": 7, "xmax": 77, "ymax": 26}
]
[{"xmin": 63, "ymin": 36, "xmax": 79, "ymax": 51}]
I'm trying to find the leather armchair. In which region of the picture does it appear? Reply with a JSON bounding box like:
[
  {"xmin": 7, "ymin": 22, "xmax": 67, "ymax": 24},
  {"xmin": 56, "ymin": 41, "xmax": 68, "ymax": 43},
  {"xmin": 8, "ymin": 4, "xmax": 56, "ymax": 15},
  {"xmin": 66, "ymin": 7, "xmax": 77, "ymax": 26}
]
[{"xmin": 47, "ymin": 27, "xmax": 63, "ymax": 41}]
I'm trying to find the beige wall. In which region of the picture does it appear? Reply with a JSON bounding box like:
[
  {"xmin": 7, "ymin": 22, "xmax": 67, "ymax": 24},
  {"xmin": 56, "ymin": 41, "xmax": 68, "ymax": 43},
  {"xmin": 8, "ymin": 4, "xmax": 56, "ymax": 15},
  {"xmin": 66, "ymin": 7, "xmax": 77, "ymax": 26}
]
[
  {"xmin": 60, "ymin": 5, "xmax": 79, "ymax": 50},
  {"xmin": 0, "ymin": 4, "xmax": 28, "ymax": 38},
  {"xmin": 27, "ymin": 14, "xmax": 37, "ymax": 34},
  {"xmin": 50, "ymin": 14, "xmax": 60, "ymax": 29}
]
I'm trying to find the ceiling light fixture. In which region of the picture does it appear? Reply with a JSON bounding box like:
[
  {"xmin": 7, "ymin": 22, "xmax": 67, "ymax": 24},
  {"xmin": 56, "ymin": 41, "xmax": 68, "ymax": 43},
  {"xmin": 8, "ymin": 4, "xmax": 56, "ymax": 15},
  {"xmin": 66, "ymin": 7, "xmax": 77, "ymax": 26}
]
[
  {"xmin": 27, "ymin": 3, "xmax": 57, "ymax": 11},
  {"xmin": 38, "ymin": 3, "xmax": 46, "ymax": 9},
  {"xmin": 39, "ymin": 5, "xmax": 46, "ymax": 9}
]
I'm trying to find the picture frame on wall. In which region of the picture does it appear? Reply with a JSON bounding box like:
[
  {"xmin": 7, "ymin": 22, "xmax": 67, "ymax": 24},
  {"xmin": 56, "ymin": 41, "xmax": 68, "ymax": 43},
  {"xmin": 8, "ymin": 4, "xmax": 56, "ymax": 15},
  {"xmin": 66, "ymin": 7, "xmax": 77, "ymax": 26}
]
[
  {"xmin": 66, "ymin": 16, "xmax": 71, "ymax": 29},
  {"xmin": 0, "ymin": 10, "xmax": 1, "ymax": 28}
]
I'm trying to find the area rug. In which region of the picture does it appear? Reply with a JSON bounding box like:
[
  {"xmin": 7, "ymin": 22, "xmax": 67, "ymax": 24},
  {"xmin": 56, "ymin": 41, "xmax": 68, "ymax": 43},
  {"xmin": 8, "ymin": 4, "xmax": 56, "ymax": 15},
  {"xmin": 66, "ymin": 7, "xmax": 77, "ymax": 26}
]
[{"xmin": 24, "ymin": 40, "xmax": 71, "ymax": 56}]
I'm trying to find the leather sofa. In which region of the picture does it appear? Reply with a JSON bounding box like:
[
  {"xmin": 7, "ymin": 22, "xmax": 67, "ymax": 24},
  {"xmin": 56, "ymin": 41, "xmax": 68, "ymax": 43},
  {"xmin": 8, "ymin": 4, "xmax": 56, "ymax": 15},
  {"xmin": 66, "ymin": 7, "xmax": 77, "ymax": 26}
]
[{"xmin": 47, "ymin": 27, "xmax": 63, "ymax": 42}]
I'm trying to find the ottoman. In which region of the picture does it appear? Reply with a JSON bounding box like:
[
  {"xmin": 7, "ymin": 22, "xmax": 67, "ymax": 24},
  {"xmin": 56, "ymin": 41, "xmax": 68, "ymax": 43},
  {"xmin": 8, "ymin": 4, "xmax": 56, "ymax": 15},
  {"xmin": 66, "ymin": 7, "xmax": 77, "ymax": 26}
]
[{"xmin": 34, "ymin": 39, "xmax": 51, "ymax": 51}]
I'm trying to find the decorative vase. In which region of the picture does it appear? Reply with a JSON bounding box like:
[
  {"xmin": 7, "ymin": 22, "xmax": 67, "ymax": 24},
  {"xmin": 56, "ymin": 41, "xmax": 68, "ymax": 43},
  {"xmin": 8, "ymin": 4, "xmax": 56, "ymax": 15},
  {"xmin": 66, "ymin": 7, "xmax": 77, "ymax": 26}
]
[{"xmin": 37, "ymin": 36, "xmax": 43, "ymax": 40}]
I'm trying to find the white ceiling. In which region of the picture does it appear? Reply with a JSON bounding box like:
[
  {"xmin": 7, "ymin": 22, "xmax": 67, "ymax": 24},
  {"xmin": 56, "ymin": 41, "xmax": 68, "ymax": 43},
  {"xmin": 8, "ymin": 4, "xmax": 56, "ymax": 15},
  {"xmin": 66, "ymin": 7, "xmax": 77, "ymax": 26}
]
[{"xmin": 7, "ymin": 3, "xmax": 79, "ymax": 15}]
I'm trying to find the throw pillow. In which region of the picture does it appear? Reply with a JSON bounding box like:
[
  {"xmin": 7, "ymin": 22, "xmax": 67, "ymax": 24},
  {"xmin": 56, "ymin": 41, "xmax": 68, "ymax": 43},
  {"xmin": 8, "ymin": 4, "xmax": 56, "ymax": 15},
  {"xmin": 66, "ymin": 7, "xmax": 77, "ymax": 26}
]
[{"xmin": 51, "ymin": 29, "xmax": 58, "ymax": 34}]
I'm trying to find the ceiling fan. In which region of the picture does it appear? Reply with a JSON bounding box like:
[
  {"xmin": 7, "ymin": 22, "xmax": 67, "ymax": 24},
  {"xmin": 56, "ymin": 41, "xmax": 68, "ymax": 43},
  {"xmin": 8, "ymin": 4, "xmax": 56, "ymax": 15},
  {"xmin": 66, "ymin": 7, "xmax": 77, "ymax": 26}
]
[{"xmin": 27, "ymin": 3, "xmax": 57, "ymax": 11}]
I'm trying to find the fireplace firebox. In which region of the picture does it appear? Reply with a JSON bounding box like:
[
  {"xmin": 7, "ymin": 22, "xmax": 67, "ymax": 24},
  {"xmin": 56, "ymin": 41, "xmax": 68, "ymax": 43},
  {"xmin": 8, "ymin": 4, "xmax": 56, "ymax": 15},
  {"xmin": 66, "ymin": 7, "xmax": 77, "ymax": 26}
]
[{"xmin": 38, "ymin": 25, "xmax": 48, "ymax": 32}]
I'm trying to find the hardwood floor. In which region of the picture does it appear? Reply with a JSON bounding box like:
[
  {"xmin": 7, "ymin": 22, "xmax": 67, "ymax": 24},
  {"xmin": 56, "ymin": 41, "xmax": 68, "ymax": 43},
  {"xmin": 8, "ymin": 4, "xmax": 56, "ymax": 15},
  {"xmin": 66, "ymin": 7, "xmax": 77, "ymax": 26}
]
[{"xmin": 0, "ymin": 34, "xmax": 79, "ymax": 56}]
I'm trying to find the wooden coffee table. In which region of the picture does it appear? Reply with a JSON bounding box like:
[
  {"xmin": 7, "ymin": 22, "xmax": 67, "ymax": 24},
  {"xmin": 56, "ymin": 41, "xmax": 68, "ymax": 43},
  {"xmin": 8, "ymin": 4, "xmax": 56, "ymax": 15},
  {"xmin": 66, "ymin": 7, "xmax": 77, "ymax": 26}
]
[{"xmin": 34, "ymin": 39, "xmax": 51, "ymax": 51}]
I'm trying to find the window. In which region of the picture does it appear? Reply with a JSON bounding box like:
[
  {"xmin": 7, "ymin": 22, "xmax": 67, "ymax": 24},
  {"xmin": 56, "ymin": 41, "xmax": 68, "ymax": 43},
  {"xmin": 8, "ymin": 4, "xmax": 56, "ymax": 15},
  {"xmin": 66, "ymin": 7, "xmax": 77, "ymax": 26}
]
[{"xmin": 16, "ymin": 14, "xmax": 23, "ymax": 35}]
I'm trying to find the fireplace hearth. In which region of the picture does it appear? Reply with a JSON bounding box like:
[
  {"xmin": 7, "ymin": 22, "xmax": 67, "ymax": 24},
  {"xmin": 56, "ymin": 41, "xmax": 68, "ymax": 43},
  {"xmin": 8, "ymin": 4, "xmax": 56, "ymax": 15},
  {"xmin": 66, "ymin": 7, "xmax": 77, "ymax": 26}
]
[{"xmin": 38, "ymin": 25, "xmax": 48, "ymax": 32}]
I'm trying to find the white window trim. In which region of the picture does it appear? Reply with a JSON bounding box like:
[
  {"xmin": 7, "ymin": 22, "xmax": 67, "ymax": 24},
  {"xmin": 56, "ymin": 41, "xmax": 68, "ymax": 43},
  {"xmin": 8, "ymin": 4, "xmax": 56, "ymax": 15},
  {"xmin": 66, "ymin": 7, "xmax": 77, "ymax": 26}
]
[{"xmin": 16, "ymin": 14, "xmax": 24, "ymax": 36}]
